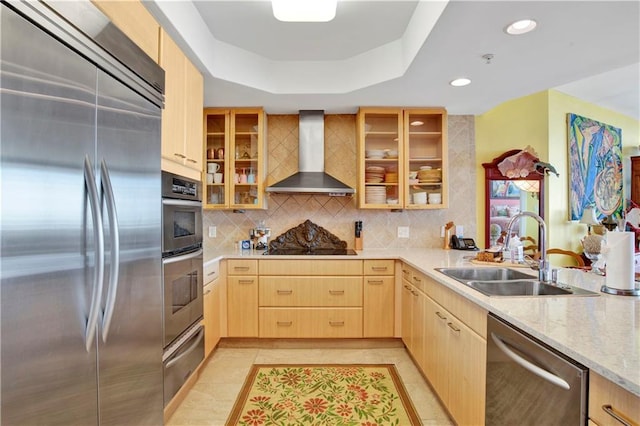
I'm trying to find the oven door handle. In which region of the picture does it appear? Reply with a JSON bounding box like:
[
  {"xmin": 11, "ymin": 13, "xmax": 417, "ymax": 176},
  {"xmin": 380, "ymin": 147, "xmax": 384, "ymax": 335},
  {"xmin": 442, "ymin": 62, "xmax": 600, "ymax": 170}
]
[
  {"xmin": 162, "ymin": 198, "xmax": 202, "ymax": 208},
  {"xmin": 84, "ymin": 157, "xmax": 105, "ymax": 352},
  {"xmin": 491, "ymin": 332, "xmax": 570, "ymax": 390},
  {"xmin": 100, "ymin": 160, "xmax": 120, "ymax": 343},
  {"xmin": 162, "ymin": 248, "xmax": 203, "ymax": 265},
  {"xmin": 165, "ymin": 327, "xmax": 204, "ymax": 369}
]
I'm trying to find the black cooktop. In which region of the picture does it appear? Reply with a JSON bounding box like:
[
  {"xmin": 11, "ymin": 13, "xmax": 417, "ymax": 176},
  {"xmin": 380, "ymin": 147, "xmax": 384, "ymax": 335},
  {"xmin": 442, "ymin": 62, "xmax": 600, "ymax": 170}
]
[{"xmin": 263, "ymin": 248, "xmax": 358, "ymax": 256}]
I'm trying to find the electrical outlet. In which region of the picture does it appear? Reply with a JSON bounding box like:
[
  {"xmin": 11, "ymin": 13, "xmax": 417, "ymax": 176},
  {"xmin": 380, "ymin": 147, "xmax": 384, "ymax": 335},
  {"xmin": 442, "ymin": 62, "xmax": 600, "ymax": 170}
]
[
  {"xmin": 397, "ymin": 226, "xmax": 410, "ymax": 238},
  {"xmin": 208, "ymin": 226, "xmax": 217, "ymax": 238}
]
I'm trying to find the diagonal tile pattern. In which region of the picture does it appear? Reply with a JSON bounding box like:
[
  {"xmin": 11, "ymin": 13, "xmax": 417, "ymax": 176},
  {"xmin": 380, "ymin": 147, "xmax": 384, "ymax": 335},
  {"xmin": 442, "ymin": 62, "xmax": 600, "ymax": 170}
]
[{"xmin": 203, "ymin": 114, "xmax": 476, "ymax": 256}]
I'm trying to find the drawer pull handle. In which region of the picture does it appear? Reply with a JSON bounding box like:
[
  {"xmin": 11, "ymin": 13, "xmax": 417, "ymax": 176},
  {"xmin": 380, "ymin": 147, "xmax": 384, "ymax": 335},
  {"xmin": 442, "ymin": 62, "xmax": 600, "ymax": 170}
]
[
  {"xmin": 186, "ymin": 158, "xmax": 197, "ymax": 164},
  {"xmin": 404, "ymin": 284, "xmax": 412, "ymax": 290},
  {"xmin": 234, "ymin": 266, "xmax": 250, "ymax": 271},
  {"xmin": 435, "ymin": 311, "xmax": 447, "ymax": 320},
  {"xmin": 277, "ymin": 289, "xmax": 293, "ymax": 295},
  {"xmin": 174, "ymin": 153, "xmax": 186, "ymax": 159},
  {"xmin": 204, "ymin": 289, "xmax": 212, "ymax": 295},
  {"xmin": 412, "ymin": 276, "xmax": 422, "ymax": 282},
  {"xmin": 207, "ymin": 271, "xmax": 216, "ymax": 276},
  {"xmin": 329, "ymin": 321, "xmax": 345, "ymax": 326},
  {"xmin": 411, "ymin": 290, "xmax": 418, "ymax": 297},
  {"xmin": 372, "ymin": 266, "xmax": 388, "ymax": 271},
  {"xmin": 238, "ymin": 279, "xmax": 254, "ymax": 284},
  {"xmin": 368, "ymin": 280, "xmax": 384, "ymax": 285},
  {"xmin": 277, "ymin": 321, "xmax": 292, "ymax": 327},
  {"xmin": 329, "ymin": 290, "xmax": 345, "ymax": 295},
  {"xmin": 602, "ymin": 404, "xmax": 632, "ymax": 426},
  {"xmin": 447, "ymin": 322, "xmax": 460, "ymax": 333}
]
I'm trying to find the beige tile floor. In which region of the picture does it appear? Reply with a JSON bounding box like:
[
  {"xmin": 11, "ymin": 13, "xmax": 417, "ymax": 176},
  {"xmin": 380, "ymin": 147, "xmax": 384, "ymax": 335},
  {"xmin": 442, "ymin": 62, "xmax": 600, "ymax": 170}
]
[{"xmin": 167, "ymin": 341, "xmax": 453, "ymax": 425}]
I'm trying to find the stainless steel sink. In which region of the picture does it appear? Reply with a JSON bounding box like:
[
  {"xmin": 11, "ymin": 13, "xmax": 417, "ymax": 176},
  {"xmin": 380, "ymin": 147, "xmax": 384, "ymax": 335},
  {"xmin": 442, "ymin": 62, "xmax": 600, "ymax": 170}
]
[
  {"xmin": 435, "ymin": 267, "xmax": 599, "ymax": 297},
  {"xmin": 436, "ymin": 267, "xmax": 534, "ymax": 282}
]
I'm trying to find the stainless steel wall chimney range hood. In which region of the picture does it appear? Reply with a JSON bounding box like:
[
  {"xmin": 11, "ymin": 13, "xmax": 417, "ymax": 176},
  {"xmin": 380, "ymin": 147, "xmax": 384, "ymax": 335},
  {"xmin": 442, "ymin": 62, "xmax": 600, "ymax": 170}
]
[{"xmin": 265, "ymin": 110, "xmax": 355, "ymax": 196}]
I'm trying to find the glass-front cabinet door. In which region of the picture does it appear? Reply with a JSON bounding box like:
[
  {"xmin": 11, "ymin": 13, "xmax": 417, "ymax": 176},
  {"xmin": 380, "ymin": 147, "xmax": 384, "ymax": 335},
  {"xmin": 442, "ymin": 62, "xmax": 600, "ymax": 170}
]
[
  {"xmin": 203, "ymin": 110, "xmax": 228, "ymax": 207},
  {"xmin": 357, "ymin": 108, "xmax": 404, "ymax": 209},
  {"xmin": 404, "ymin": 108, "xmax": 447, "ymax": 209},
  {"xmin": 231, "ymin": 109, "xmax": 264, "ymax": 208},
  {"xmin": 203, "ymin": 107, "xmax": 265, "ymax": 209}
]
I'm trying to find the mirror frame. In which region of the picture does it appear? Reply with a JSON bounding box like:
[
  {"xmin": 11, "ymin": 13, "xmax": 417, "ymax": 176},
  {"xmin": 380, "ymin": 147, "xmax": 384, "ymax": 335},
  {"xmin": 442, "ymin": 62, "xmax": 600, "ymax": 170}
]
[{"xmin": 482, "ymin": 149, "xmax": 546, "ymax": 248}]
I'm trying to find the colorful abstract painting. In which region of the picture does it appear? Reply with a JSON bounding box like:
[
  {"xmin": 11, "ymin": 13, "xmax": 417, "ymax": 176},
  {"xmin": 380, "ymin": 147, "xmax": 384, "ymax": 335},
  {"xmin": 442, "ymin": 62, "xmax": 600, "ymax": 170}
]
[{"xmin": 568, "ymin": 113, "xmax": 623, "ymax": 221}]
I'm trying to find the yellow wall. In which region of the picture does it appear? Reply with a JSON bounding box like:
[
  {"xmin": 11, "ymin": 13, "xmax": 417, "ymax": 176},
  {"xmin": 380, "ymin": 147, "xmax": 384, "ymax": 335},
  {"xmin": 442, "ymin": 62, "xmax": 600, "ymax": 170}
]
[
  {"xmin": 475, "ymin": 91, "xmax": 550, "ymax": 246},
  {"xmin": 476, "ymin": 89, "xmax": 640, "ymax": 253},
  {"xmin": 547, "ymin": 90, "xmax": 639, "ymax": 252}
]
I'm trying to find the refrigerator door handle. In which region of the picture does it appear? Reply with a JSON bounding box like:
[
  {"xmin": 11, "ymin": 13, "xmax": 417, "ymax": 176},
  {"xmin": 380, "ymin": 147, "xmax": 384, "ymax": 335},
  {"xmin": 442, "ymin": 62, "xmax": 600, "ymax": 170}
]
[
  {"xmin": 100, "ymin": 160, "xmax": 120, "ymax": 343},
  {"xmin": 165, "ymin": 327, "xmax": 205, "ymax": 369},
  {"xmin": 84, "ymin": 157, "xmax": 105, "ymax": 352},
  {"xmin": 491, "ymin": 332, "xmax": 571, "ymax": 390}
]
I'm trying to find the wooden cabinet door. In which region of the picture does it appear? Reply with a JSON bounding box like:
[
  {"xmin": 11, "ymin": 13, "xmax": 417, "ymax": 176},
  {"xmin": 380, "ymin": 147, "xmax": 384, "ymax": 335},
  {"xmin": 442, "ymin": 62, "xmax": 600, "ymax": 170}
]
[
  {"xmin": 184, "ymin": 58, "xmax": 203, "ymax": 171},
  {"xmin": 589, "ymin": 371, "xmax": 639, "ymax": 426},
  {"xmin": 411, "ymin": 288, "xmax": 426, "ymax": 371},
  {"xmin": 447, "ymin": 316, "xmax": 486, "ymax": 426},
  {"xmin": 227, "ymin": 276, "xmax": 258, "ymax": 337},
  {"xmin": 401, "ymin": 281, "xmax": 414, "ymax": 351},
  {"xmin": 92, "ymin": 0, "xmax": 160, "ymax": 62},
  {"xmin": 363, "ymin": 276, "xmax": 394, "ymax": 337},
  {"xmin": 159, "ymin": 30, "xmax": 186, "ymax": 167},
  {"xmin": 203, "ymin": 281, "xmax": 220, "ymax": 357}
]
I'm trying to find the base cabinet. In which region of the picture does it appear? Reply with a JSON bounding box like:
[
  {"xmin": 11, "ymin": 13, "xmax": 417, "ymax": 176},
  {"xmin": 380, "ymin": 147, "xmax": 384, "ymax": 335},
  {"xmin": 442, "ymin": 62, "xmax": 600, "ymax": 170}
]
[
  {"xmin": 363, "ymin": 259, "xmax": 395, "ymax": 337},
  {"xmin": 227, "ymin": 260, "xmax": 258, "ymax": 337},
  {"xmin": 589, "ymin": 371, "xmax": 639, "ymax": 426},
  {"xmin": 403, "ymin": 264, "xmax": 487, "ymax": 426}
]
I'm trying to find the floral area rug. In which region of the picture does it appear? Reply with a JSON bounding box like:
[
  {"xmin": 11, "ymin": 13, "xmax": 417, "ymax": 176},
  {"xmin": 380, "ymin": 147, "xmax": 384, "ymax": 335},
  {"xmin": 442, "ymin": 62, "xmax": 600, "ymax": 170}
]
[{"xmin": 226, "ymin": 364, "xmax": 421, "ymax": 425}]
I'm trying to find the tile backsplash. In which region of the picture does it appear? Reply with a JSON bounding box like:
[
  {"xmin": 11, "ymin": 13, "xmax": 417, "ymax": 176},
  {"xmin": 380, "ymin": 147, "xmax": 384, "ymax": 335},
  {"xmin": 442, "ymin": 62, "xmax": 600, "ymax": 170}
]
[{"xmin": 203, "ymin": 114, "xmax": 476, "ymax": 256}]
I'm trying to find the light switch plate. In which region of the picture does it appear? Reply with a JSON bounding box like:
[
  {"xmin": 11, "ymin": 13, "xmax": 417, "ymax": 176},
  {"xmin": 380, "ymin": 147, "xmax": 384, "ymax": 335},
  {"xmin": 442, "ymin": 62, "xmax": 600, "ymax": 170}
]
[
  {"xmin": 397, "ymin": 226, "xmax": 410, "ymax": 238},
  {"xmin": 208, "ymin": 226, "xmax": 217, "ymax": 238}
]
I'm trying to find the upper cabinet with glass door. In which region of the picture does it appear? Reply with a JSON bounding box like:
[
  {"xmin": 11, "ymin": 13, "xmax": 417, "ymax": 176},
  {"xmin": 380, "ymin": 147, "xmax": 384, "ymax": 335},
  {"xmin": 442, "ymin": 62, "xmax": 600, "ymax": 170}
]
[
  {"xmin": 357, "ymin": 107, "xmax": 447, "ymax": 209},
  {"xmin": 404, "ymin": 108, "xmax": 448, "ymax": 209},
  {"xmin": 357, "ymin": 108, "xmax": 404, "ymax": 209},
  {"xmin": 203, "ymin": 108, "xmax": 266, "ymax": 210}
]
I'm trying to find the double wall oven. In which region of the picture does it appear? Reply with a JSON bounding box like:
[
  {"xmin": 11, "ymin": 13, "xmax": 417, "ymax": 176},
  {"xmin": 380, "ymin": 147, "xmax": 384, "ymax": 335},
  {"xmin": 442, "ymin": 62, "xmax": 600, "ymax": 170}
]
[{"xmin": 161, "ymin": 172, "xmax": 204, "ymax": 406}]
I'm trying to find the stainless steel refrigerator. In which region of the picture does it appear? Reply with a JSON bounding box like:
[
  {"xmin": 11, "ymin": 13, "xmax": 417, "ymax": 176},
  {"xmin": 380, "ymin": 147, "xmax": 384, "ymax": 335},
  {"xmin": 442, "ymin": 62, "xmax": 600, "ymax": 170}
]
[{"xmin": 1, "ymin": 1, "xmax": 165, "ymax": 424}]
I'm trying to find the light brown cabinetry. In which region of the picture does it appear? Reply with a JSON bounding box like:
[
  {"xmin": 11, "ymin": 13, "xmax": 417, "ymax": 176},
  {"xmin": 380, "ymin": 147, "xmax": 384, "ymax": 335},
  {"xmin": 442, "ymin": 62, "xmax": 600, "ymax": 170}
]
[
  {"xmin": 363, "ymin": 260, "xmax": 395, "ymax": 337},
  {"xmin": 202, "ymin": 108, "xmax": 266, "ymax": 209},
  {"xmin": 160, "ymin": 29, "xmax": 203, "ymax": 180},
  {"xmin": 227, "ymin": 259, "xmax": 258, "ymax": 337},
  {"xmin": 203, "ymin": 261, "xmax": 221, "ymax": 357},
  {"xmin": 92, "ymin": 0, "xmax": 160, "ymax": 62},
  {"xmin": 258, "ymin": 260, "xmax": 363, "ymax": 338},
  {"xmin": 357, "ymin": 107, "xmax": 448, "ymax": 209},
  {"xmin": 402, "ymin": 263, "xmax": 486, "ymax": 426},
  {"xmin": 589, "ymin": 371, "xmax": 639, "ymax": 426}
]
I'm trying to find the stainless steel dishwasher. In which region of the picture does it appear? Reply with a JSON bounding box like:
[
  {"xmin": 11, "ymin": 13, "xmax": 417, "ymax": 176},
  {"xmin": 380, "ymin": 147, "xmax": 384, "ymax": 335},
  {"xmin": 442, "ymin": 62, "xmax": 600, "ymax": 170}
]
[{"xmin": 486, "ymin": 313, "xmax": 588, "ymax": 425}]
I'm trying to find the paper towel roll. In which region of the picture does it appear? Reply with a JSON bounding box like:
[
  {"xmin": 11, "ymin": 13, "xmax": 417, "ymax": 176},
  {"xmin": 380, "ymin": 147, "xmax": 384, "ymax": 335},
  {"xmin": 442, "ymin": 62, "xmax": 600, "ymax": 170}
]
[{"xmin": 605, "ymin": 231, "xmax": 635, "ymax": 290}]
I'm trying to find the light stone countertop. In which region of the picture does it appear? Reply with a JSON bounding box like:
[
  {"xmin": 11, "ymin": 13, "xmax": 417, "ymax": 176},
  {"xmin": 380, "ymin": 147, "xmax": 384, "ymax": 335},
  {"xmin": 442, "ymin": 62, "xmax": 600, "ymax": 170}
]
[{"xmin": 205, "ymin": 247, "xmax": 640, "ymax": 396}]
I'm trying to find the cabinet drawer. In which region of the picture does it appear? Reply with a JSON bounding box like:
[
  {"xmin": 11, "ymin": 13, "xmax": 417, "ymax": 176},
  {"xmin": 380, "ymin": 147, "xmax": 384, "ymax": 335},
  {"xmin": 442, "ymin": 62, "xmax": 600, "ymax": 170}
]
[
  {"xmin": 259, "ymin": 259, "xmax": 362, "ymax": 275},
  {"xmin": 260, "ymin": 277, "xmax": 363, "ymax": 307},
  {"xmin": 259, "ymin": 308, "xmax": 363, "ymax": 338},
  {"xmin": 364, "ymin": 259, "xmax": 394, "ymax": 275},
  {"xmin": 228, "ymin": 259, "xmax": 258, "ymax": 275},
  {"xmin": 589, "ymin": 371, "xmax": 639, "ymax": 426}
]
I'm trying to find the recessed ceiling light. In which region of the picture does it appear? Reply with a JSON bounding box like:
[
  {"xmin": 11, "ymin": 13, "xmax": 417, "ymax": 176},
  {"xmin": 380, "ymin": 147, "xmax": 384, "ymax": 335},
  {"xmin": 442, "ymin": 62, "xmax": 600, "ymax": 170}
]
[
  {"xmin": 450, "ymin": 78, "xmax": 471, "ymax": 87},
  {"xmin": 272, "ymin": 0, "xmax": 337, "ymax": 22},
  {"xmin": 505, "ymin": 19, "xmax": 537, "ymax": 35},
  {"xmin": 410, "ymin": 120, "xmax": 424, "ymax": 126}
]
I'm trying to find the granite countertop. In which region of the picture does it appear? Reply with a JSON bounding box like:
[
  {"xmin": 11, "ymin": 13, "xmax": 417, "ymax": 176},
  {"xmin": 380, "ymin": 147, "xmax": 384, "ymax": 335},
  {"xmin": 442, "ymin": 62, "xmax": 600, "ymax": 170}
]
[{"xmin": 205, "ymin": 248, "xmax": 640, "ymax": 397}]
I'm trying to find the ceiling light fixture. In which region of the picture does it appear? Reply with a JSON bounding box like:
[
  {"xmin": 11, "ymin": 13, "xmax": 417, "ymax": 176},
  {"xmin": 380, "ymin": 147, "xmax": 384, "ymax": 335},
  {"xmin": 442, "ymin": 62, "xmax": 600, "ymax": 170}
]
[
  {"xmin": 505, "ymin": 19, "xmax": 537, "ymax": 35},
  {"xmin": 272, "ymin": 0, "xmax": 338, "ymax": 22},
  {"xmin": 450, "ymin": 78, "xmax": 471, "ymax": 87}
]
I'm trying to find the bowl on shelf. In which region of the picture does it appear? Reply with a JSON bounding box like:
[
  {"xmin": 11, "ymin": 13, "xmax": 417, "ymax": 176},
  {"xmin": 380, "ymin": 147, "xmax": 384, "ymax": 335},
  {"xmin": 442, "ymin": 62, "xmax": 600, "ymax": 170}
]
[
  {"xmin": 384, "ymin": 149, "xmax": 398, "ymax": 159},
  {"xmin": 386, "ymin": 198, "xmax": 399, "ymax": 204},
  {"xmin": 366, "ymin": 149, "xmax": 385, "ymax": 159}
]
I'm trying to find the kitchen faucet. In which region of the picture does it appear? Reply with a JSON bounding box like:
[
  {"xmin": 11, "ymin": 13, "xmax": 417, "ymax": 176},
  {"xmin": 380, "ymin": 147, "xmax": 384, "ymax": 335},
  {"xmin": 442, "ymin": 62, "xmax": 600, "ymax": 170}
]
[{"xmin": 504, "ymin": 211, "xmax": 551, "ymax": 283}]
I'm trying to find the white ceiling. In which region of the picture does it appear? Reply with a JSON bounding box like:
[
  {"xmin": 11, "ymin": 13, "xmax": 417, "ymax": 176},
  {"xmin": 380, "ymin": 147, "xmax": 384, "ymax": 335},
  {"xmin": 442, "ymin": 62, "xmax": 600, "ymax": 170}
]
[{"xmin": 146, "ymin": 0, "xmax": 640, "ymax": 119}]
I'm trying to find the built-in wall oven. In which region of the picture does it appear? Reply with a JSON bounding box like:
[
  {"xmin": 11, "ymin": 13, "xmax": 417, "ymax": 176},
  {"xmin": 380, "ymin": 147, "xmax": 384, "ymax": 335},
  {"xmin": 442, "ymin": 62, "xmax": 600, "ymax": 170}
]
[{"xmin": 161, "ymin": 171, "xmax": 204, "ymax": 406}]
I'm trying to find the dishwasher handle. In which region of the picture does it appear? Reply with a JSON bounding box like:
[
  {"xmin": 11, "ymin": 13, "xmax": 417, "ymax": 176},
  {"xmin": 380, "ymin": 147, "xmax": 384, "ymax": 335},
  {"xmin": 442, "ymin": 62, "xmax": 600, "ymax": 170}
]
[{"xmin": 491, "ymin": 332, "xmax": 570, "ymax": 390}]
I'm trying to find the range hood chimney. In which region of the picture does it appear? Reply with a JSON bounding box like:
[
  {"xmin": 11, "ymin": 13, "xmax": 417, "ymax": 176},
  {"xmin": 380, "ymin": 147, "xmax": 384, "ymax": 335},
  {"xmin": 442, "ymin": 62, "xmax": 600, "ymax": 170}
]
[{"xmin": 266, "ymin": 110, "xmax": 355, "ymax": 196}]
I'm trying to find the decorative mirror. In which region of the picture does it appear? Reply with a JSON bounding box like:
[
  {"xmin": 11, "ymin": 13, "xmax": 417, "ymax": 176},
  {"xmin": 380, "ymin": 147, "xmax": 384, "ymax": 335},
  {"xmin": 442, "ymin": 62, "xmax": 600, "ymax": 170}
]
[{"xmin": 482, "ymin": 149, "xmax": 546, "ymax": 248}]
